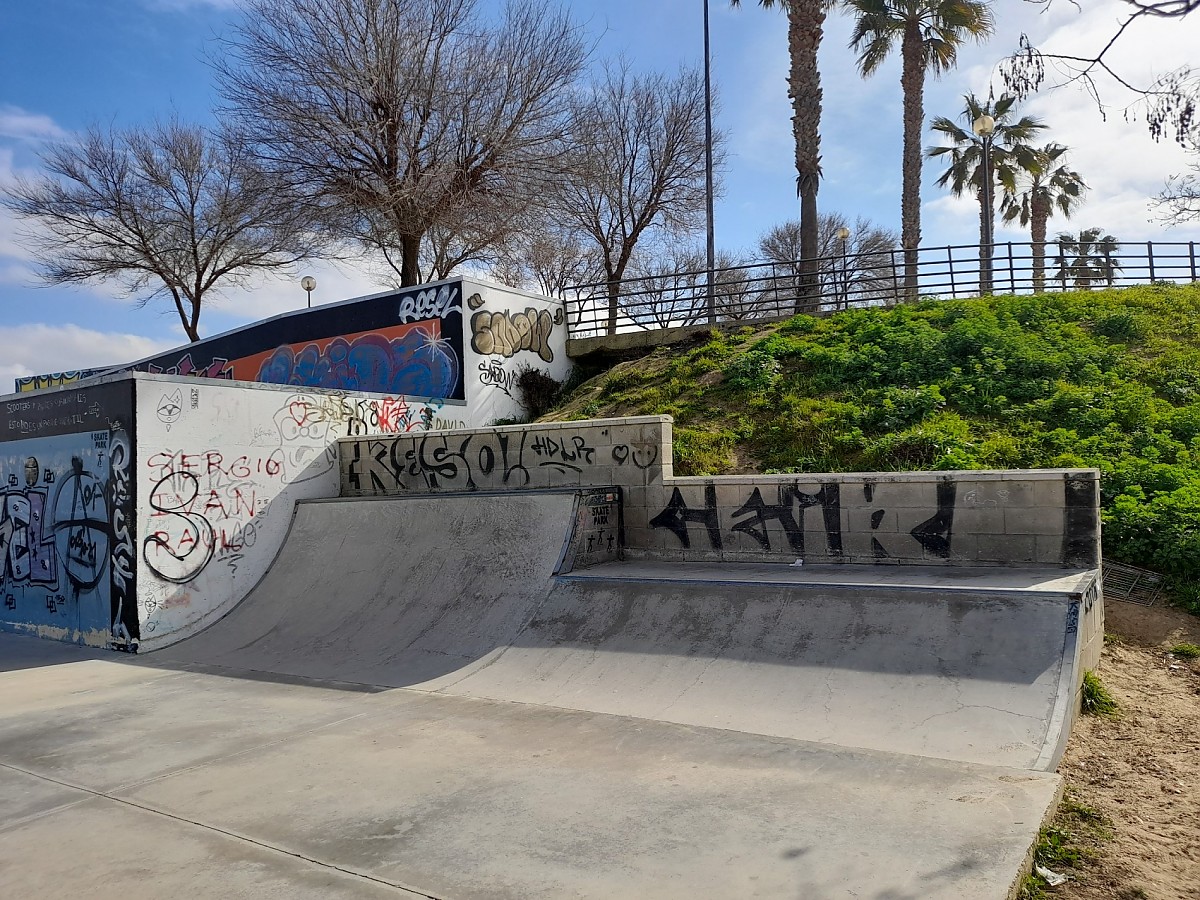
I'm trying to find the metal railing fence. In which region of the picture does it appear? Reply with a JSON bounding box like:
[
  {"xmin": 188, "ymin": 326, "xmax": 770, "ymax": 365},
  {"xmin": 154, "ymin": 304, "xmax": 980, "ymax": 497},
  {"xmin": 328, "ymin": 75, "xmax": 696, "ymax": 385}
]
[{"xmin": 562, "ymin": 240, "xmax": 1200, "ymax": 340}]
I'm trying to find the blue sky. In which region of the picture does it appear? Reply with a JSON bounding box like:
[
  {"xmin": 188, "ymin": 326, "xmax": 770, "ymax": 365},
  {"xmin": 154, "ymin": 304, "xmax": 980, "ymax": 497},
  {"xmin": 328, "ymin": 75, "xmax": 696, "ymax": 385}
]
[{"xmin": 2, "ymin": 0, "xmax": 1198, "ymax": 382}]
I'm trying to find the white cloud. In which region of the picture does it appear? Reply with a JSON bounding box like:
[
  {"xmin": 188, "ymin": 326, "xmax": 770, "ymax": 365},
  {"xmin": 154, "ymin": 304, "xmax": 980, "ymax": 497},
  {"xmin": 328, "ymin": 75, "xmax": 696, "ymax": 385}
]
[
  {"xmin": 140, "ymin": 0, "xmax": 242, "ymax": 11},
  {"xmin": 0, "ymin": 324, "xmax": 177, "ymax": 384},
  {"xmin": 0, "ymin": 106, "xmax": 69, "ymax": 144},
  {"xmin": 198, "ymin": 257, "xmax": 401, "ymax": 333}
]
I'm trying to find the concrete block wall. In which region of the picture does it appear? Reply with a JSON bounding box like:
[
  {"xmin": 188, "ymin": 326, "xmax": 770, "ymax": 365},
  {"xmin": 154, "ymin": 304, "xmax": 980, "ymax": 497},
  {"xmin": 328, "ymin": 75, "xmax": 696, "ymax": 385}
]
[{"xmin": 338, "ymin": 416, "xmax": 1102, "ymax": 569}]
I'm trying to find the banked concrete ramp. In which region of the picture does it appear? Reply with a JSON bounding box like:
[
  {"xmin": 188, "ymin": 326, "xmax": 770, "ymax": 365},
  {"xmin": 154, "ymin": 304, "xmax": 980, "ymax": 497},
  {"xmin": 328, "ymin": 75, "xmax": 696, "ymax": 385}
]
[{"xmin": 156, "ymin": 490, "xmax": 1095, "ymax": 771}]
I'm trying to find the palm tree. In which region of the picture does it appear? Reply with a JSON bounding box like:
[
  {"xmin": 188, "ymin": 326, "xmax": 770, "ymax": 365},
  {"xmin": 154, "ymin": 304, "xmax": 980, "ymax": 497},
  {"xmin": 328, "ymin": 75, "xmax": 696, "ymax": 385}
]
[
  {"xmin": 1001, "ymin": 144, "xmax": 1087, "ymax": 292},
  {"xmin": 1053, "ymin": 228, "xmax": 1120, "ymax": 290},
  {"xmin": 844, "ymin": 0, "xmax": 994, "ymax": 301},
  {"xmin": 730, "ymin": 0, "xmax": 828, "ymax": 311},
  {"xmin": 927, "ymin": 93, "xmax": 1045, "ymax": 294}
]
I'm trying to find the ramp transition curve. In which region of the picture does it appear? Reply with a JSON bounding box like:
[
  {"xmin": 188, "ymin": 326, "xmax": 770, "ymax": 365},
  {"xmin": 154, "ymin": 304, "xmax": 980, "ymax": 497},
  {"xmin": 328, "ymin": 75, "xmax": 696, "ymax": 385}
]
[{"xmin": 154, "ymin": 490, "xmax": 1094, "ymax": 771}]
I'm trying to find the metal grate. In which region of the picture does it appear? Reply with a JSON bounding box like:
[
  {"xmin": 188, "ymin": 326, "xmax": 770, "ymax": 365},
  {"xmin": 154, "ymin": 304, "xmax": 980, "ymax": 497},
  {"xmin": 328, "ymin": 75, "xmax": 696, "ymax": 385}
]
[{"xmin": 1103, "ymin": 561, "xmax": 1165, "ymax": 607}]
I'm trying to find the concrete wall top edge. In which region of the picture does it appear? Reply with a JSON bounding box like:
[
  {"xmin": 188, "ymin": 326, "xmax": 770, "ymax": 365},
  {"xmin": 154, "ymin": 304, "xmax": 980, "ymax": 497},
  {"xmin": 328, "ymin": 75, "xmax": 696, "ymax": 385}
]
[{"xmin": 679, "ymin": 468, "xmax": 1101, "ymax": 484}]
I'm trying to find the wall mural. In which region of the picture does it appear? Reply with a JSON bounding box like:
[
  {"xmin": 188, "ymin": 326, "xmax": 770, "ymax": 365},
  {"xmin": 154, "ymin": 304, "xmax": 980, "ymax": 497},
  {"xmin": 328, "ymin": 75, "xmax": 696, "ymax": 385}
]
[
  {"xmin": 467, "ymin": 290, "xmax": 566, "ymax": 402},
  {"xmin": 0, "ymin": 425, "xmax": 137, "ymax": 646},
  {"xmin": 14, "ymin": 370, "xmax": 105, "ymax": 394},
  {"xmin": 122, "ymin": 281, "xmax": 467, "ymax": 400},
  {"xmin": 1, "ymin": 383, "xmax": 138, "ymax": 647}
]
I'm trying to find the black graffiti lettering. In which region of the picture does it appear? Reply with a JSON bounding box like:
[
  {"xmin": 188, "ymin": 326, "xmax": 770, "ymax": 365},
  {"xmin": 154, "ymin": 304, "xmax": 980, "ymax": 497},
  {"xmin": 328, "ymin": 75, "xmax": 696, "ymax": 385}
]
[
  {"xmin": 477, "ymin": 360, "xmax": 516, "ymax": 398},
  {"xmin": 729, "ymin": 483, "xmax": 842, "ymax": 557},
  {"xmin": 909, "ymin": 479, "xmax": 957, "ymax": 558},
  {"xmin": 51, "ymin": 457, "xmax": 110, "ymax": 592},
  {"xmin": 142, "ymin": 472, "xmax": 215, "ymax": 584},
  {"xmin": 530, "ymin": 434, "xmax": 594, "ymax": 473},
  {"xmin": 495, "ymin": 432, "xmax": 530, "ymax": 486},
  {"xmin": 650, "ymin": 486, "xmax": 722, "ymax": 549}
]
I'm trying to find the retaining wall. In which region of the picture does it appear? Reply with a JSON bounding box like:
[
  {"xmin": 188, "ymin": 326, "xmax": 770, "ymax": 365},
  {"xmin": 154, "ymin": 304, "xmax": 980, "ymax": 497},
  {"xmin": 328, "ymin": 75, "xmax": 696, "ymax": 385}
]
[{"xmin": 340, "ymin": 416, "xmax": 1101, "ymax": 568}]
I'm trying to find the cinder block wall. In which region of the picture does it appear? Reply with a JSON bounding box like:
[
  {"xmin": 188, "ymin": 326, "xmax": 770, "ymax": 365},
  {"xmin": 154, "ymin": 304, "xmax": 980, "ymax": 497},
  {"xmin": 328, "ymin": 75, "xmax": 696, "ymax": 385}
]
[{"xmin": 339, "ymin": 416, "xmax": 1101, "ymax": 569}]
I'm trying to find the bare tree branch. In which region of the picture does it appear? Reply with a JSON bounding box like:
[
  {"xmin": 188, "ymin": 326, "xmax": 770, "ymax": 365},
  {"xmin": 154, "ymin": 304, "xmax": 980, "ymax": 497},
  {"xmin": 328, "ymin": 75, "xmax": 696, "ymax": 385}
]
[
  {"xmin": 2, "ymin": 119, "xmax": 325, "ymax": 341},
  {"xmin": 1000, "ymin": 1, "xmax": 1198, "ymax": 144}
]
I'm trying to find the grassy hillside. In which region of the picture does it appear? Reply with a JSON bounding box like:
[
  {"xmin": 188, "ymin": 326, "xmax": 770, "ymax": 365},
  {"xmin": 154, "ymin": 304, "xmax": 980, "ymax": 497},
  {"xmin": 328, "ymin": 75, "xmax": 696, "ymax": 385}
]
[{"xmin": 547, "ymin": 283, "xmax": 1200, "ymax": 610}]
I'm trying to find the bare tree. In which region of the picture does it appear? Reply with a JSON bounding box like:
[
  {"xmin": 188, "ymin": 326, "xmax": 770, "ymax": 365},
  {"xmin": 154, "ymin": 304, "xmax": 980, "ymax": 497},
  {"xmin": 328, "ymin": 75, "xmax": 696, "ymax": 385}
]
[
  {"xmin": 555, "ymin": 63, "xmax": 723, "ymax": 334},
  {"xmin": 1155, "ymin": 144, "xmax": 1200, "ymax": 223},
  {"xmin": 490, "ymin": 219, "xmax": 600, "ymax": 300},
  {"xmin": 3, "ymin": 120, "xmax": 322, "ymax": 342},
  {"xmin": 1000, "ymin": 1, "xmax": 1198, "ymax": 146},
  {"xmin": 758, "ymin": 213, "xmax": 901, "ymax": 310},
  {"xmin": 216, "ymin": 0, "xmax": 587, "ymax": 287}
]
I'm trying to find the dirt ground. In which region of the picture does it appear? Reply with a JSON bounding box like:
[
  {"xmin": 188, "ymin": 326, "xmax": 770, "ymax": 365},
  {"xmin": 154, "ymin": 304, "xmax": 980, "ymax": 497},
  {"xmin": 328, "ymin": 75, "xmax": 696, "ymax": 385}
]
[{"xmin": 1048, "ymin": 600, "xmax": 1200, "ymax": 900}]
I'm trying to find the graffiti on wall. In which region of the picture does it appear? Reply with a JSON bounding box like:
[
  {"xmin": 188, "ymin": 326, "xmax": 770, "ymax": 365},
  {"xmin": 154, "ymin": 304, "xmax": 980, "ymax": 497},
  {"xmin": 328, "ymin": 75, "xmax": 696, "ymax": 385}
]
[
  {"xmin": 647, "ymin": 481, "xmax": 954, "ymax": 559},
  {"xmin": 15, "ymin": 370, "xmax": 105, "ymax": 394},
  {"xmin": 345, "ymin": 426, "xmax": 658, "ymax": 494},
  {"xmin": 470, "ymin": 306, "xmax": 564, "ymax": 363},
  {"xmin": 123, "ymin": 281, "xmax": 467, "ymax": 399},
  {"xmin": 341, "ymin": 422, "xmax": 1097, "ymax": 567},
  {"xmin": 148, "ymin": 355, "xmax": 231, "ymax": 380},
  {"xmin": 0, "ymin": 424, "xmax": 137, "ymax": 645},
  {"xmin": 255, "ymin": 326, "xmax": 459, "ymax": 396},
  {"xmin": 139, "ymin": 390, "xmax": 467, "ymax": 620}
]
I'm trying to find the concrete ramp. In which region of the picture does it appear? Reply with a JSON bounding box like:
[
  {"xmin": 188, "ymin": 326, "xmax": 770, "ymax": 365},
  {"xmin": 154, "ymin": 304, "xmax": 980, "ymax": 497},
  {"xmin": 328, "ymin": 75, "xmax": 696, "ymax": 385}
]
[
  {"xmin": 156, "ymin": 491, "xmax": 1092, "ymax": 771},
  {"xmin": 157, "ymin": 492, "xmax": 575, "ymax": 687}
]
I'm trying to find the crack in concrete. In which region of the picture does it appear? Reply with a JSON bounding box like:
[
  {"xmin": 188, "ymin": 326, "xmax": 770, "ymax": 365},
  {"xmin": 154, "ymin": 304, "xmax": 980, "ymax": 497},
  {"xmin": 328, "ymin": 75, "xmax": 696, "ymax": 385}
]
[{"xmin": 0, "ymin": 759, "xmax": 442, "ymax": 898}]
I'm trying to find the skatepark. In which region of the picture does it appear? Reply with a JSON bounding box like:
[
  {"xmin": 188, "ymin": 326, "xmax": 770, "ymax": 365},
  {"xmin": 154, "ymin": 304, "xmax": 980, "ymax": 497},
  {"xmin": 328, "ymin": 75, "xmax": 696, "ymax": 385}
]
[{"xmin": 1, "ymin": 406, "xmax": 1103, "ymax": 898}]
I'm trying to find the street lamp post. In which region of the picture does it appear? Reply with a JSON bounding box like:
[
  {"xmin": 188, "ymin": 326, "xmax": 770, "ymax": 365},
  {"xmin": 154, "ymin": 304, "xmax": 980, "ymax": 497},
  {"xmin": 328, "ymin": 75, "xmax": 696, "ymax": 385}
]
[
  {"xmin": 301, "ymin": 275, "xmax": 316, "ymax": 308},
  {"xmin": 703, "ymin": 0, "xmax": 716, "ymax": 324},
  {"xmin": 972, "ymin": 114, "xmax": 996, "ymax": 295},
  {"xmin": 836, "ymin": 226, "xmax": 850, "ymax": 310}
]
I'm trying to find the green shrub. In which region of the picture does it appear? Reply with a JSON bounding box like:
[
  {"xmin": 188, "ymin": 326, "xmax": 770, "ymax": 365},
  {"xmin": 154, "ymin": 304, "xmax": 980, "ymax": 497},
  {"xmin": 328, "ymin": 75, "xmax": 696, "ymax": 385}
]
[
  {"xmin": 722, "ymin": 350, "xmax": 780, "ymax": 393},
  {"xmin": 673, "ymin": 427, "xmax": 737, "ymax": 476},
  {"xmin": 1081, "ymin": 671, "xmax": 1120, "ymax": 718}
]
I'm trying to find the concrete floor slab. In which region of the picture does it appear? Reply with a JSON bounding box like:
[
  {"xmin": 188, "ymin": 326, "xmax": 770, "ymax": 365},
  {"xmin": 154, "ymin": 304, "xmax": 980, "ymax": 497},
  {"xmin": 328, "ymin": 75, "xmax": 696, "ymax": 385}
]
[
  {"xmin": 0, "ymin": 794, "xmax": 423, "ymax": 899},
  {"xmin": 0, "ymin": 637, "xmax": 1060, "ymax": 900},
  {"xmin": 0, "ymin": 655, "xmax": 367, "ymax": 792}
]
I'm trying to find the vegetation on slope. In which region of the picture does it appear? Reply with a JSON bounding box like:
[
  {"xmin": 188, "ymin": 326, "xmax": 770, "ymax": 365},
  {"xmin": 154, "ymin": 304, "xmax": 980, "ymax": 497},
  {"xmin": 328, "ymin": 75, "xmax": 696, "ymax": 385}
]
[{"xmin": 549, "ymin": 283, "xmax": 1200, "ymax": 611}]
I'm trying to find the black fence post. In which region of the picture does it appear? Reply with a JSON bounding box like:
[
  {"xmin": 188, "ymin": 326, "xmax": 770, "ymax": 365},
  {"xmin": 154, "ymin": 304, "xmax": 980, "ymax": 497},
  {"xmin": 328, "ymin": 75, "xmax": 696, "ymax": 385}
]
[
  {"xmin": 1148, "ymin": 241, "xmax": 1156, "ymax": 283},
  {"xmin": 890, "ymin": 249, "xmax": 901, "ymax": 304},
  {"xmin": 1191, "ymin": 242, "xmax": 1197, "ymax": 283},
  {"xmin": 1007, "ymin": 242, "xmax": 1015, "ymax": 293}
]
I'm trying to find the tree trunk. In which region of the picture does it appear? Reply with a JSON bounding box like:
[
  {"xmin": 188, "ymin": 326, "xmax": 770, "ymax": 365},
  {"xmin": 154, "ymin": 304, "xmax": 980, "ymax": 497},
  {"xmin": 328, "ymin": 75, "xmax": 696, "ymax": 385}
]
[
  {"xmin": 606, "ymin": 276, "xmax": 620, "ymax": 335},
  {"xmin": 399, "ymin": 233, "xmax": 422, "ymax": 287},
  {"xmin": 899, "ymin": 23, "xmax": 923, "ymax": 303},
  {"xmin": 786, "ymin": 2, "xmax": 825, "ymax": 313},
  {"xmin": 1030, "ymin": 195, "xmax": 1049, "ymax": 292}
]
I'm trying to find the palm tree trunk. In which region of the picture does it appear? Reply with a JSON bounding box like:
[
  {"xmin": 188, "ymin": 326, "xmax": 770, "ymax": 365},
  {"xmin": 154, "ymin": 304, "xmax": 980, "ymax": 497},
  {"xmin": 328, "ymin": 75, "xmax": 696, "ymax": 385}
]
[
  {"xmin": 786, "ymin": 2, "xmax": 825, "ymax": 313},
  {"xmin": 1030, "ymin": 196, "xmax": 1048, "ymax": 292},
  {"xmin": 899, "ymin": 22, "xmax": 923, "ymax": 303}
]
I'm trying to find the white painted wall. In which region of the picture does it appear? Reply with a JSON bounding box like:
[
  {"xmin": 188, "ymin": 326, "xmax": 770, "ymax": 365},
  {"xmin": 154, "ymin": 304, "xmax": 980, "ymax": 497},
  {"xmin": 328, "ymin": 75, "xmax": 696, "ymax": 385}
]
[
  {"xmin": 120, "ymin": 279, "xmax": 570, "ymax": 649},
  {"xmin": 133, "ymin": 375, "xmax": 468, "ymax": 648},
  {"xmin": 460, "ymin": 278, "xmax": 572, "ymax": 426}
]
